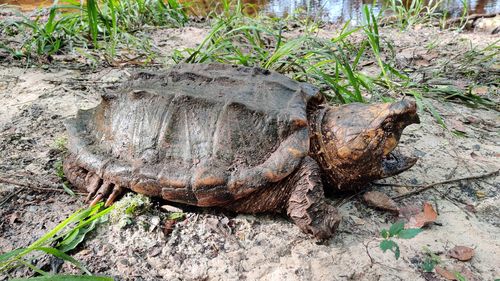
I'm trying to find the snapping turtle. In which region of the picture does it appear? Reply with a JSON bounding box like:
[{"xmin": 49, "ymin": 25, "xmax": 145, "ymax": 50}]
[{"xmin": 63, "ymin": 63, "xmax": 419, "ymax": 238}]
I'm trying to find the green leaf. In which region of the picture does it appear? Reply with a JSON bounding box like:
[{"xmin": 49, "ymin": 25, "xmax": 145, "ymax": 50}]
[
  {"xmin": 397, "ymin": 228, "xmax": 423, "ymax": 239},
  {"xmin": 379, "ymin": 239, "xmax": 397, "ymax": 252},
  {"xmin": 380, "ymin": 229, "xmax": 389, "ymax": 239},
  {"xmin": 389, "ymin": 221, "xmax": 405, "ymax": 236},
  {"xmin": 58, "ymin": 220, "xmax": 98, "ymax": 253},
  {"xmin": 86, "ymin": 0, "xmax": 99, "ymax": 48},
  {"xmin": 11, "ymin": 275, "xmax": 114, "ymax": 281},
  {"xmin": 421, "ymin": 258, "xmax": 436, "ymax": 272},
  {"xmin": 168, "ymin": 212, "xmax": 185, "ymax": 221},
  {"xmin": 380, "ymin": 239, "xmax": 401, "ymax": 259}
]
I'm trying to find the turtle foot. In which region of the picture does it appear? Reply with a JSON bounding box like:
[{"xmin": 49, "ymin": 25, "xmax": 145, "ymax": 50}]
[
  {"xmin": 286, "ymin": 157, "xmax": 341, "ymax": 239},
  {"xmin": 63, "ymin": 158, "xmax": 125, "ymax": 207},
  {"xmin": 87, "ymin": 180, "xmax": 124, "ymax": 207}
]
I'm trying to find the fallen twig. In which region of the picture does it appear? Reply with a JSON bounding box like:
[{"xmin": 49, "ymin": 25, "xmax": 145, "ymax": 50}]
[
  {"xmin": 335, "ymin": 189, "xmax": 365, "ymax": 207},
  {"xmin": 444, "ymin": 13, "xmax": 499, "ymax": 26},
  {"xmin": 373, "ymin": 169, "xmax": 499, "ymax": 201}
]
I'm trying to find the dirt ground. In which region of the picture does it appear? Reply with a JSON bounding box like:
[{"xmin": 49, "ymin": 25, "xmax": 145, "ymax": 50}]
[{"xmin": 0, "ymin": 22, "xmax": 499, "ymax": 281}]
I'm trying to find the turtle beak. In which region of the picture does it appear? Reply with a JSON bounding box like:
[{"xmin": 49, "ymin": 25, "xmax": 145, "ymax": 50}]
[
  {"xmin": 381, "ymin": 150, "xmax": 418, "ymax": 178},
  {"xmin": 380, "ymin": 100, "xmax": 420, "ymax": 178}
]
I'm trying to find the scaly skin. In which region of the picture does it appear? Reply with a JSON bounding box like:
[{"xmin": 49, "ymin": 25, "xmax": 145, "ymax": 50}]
[{"xmin": 309, "ymin": 100, "xmax": 419, "ymax": 191}]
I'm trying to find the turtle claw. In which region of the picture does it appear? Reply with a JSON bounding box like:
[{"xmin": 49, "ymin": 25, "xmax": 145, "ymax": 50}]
[
  {"xmin": 89, "ymin": 193, "xmax": 104, "ymax": 206},
  {"xmin": 85, "ymin": 174, "xmax": 102, "ymax": 202},
  {"xmin": 87, "ymin": 180, "xmax": 124, "ymax": 207},
  {"xmin": 105, "ymin": 185, "xmax": 124, "ymax": 207},
  {"xmin": 89, "ymin": 181, "xmax": 113, "ymax": 206}
]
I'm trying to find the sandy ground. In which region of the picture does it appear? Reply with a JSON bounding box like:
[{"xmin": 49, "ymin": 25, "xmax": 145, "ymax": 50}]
[{"xmin": 0, "ymin": 23, "xmax": 499, "ymax": 281}]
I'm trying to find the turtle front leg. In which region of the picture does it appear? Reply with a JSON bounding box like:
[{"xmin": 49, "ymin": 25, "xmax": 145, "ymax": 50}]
[
  {"xmin": 286, "ymin": 157, "xmax": 341, "ymax": 239},
  {"xmin": 63, "ymin": 155, "xmax": 126, "ymax": 207}
]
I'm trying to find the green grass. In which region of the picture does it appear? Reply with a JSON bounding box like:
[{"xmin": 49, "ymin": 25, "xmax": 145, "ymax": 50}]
[
  {"xmin": 173, "ymin": 0, "xmax": 496, "ymax": 124},
  {"xmin": 0, "ymin": 203, "xmax": 113, "ymax": 279},
  {"xmin": 0, "ymin": 0, "xmax": 187, "ymax": 60},
  {"xmin": 173, "ymin": 1, "xmax": 412, "ymax": 104},
  {"xmin": 1, "ymin": 0, "xmax": 494, "ymax": 116},
  {"xmin": 384, "ymin": 0, "xmax": 470, "ymax": 30},
  {"xmin": 384, "ymin": 0, "xmax": 445, "ymax": 29},
  {"xmin": 414, "ymin": 39, "xmax": 498, "ymax": 113}
]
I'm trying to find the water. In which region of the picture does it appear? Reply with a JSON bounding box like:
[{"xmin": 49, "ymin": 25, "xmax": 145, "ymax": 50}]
[
  {"xmin": 262, "ymin": 0, "xmax": 499, "ymax": 22},
  {"xmin": 1, "ymin": 0, "xmax": 499, "ymax": 23}
]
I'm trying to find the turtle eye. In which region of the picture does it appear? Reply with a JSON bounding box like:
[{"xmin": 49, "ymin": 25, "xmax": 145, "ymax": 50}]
[{"xmin": 383, "ymin": 121, "xmax": 394, "ymax": 132}]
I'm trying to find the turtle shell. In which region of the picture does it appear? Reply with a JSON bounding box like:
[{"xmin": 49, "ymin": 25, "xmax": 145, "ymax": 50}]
[{"xmin": 65, "ymin": 63, "xmax": 322, "ymax": 206}]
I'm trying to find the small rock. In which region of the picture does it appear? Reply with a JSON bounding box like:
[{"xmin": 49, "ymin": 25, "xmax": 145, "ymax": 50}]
[
  {"xmin": 414, "ymin": 149, "xmax": 426, "ymax": 157},
  {"xmin": 395, "ymin": 186, "xmax": 409, "ymax": 194},
  {"xmin": 471, "ymin": 86, "xmax": 488, "ymax": 96},
  {"xmin": 463, "ymin": 116, "xmax": 481, "ymax": 124},
  {"xmin": 464, "ymin": 204, "xmax": 476, "ymax": 213},
  {"xmin": 161, "ymin": 205, "xmax": 183, "ymax": 213},
  {"xmin": 349, "ymin": 215, "xmax": 365, "ymax": 225},
  {"xmin": 475, "ymin": 190, "xmax": 486, "ymax": 198}
]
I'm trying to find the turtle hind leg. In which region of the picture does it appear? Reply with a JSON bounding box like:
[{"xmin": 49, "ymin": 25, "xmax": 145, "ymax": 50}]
[
  {"xmin": 286, "ymin": 157, "xmax": 341, "ymax": 239},
  {"xmin": 63, "ymin": 156, "xmax": 125, "ymax": 207}
]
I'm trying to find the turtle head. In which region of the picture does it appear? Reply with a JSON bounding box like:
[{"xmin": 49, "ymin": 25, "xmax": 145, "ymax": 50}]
[{"xmin": 314, "ymin": 100, "xmax": 420, "ymax": 190}]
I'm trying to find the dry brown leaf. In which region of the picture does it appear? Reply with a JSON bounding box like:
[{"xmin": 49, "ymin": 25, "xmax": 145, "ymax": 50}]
[
  {"xmin": 399, "ymin": 204, "xmax": 421, "ymax": 220},
  {"xmin": 453, "ymin": 264, "xmax": 477, "ymax": 281},
  {"xmin": 436, "ymin": 264, "xmax": 477, "ymax": 281},
  {"xmin": 448, "ymin": 246, "xmax": 475, "ymax": 261},
  {"xmin": 435, "ymin": 266, "xmax": 457, "ymax": 280},
  {"xmin": 405, "ymin": 202, "xmax": 437, "ymax": 228},
  {"xmin": 363, "ymin": 191, "xmax": 399, "ymax": 213},
  {"xmin": 162, "ymin": 219, "xmax": 177, "ymax": 236}
]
